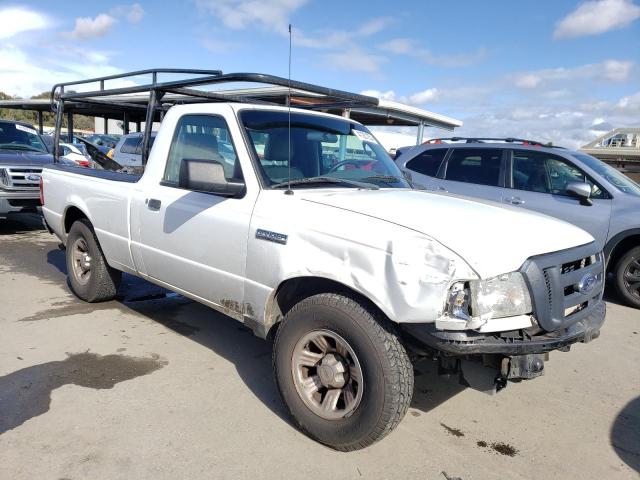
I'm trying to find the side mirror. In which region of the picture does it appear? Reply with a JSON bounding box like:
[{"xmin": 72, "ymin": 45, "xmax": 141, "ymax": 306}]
[
  {"xmin": 566, "ymin": 181, "xmax": 592, "ymax": 206},
  {"xmin": 179, "ymin": 159, "xmax": 245, "ymax": 197}
]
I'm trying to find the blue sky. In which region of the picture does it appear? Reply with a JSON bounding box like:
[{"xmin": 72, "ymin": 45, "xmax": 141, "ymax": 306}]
[{"xmin": 1, "ymin": 0, "xmax": 639, "ymax": 147}]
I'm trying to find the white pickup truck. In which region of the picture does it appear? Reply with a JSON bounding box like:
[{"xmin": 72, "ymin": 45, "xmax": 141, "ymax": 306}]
[{"xmin": 42, "ymin": 72, "xmax": 606, "ymax": 451}]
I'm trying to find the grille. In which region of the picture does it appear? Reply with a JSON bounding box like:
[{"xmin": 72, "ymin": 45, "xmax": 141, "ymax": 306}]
[
  {"xmin": 561, "ymin": 255, "xmax": 596, "ymax": 274},
  {"xmin": 0, "ymin": 167, "xmax": 42, "ymax": 190},
  {"xmin": 521, "ymin": 245, "xmax": 604, "ymax": 332},
  {"xmin": 543, "ymin": 269, "xmax": 553, "ymax": 306}
]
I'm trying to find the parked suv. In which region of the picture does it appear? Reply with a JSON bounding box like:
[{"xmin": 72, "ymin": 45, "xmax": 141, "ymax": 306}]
[{"xmin": 396, "ymin": 138, "xmax": 640, "ymax": 308}]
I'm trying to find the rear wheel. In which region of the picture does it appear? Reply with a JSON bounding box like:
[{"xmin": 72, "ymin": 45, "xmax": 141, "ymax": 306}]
[
  {"xmin": 273, "ymin": 293, "xmax": 413, "ymax": 451},
  {"xmin": 613, "ymin": 246, "xmax": 640, "ymax": 309},
  {"xmin": 66, "ymin": 219, "xmax": 121, "ymax": 302}
]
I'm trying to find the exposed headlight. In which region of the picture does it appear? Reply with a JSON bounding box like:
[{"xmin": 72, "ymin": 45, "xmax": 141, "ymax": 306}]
[{"xmin": 469, "ymin": 272, "xmax": 532, "ymax": 319}]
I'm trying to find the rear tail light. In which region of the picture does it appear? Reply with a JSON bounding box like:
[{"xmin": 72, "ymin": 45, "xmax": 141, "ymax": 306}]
[
  {"xmin": 39, "ymin": 177, "xmax": 44, "ymax": 206},
  {"xmin": 76, "ymin": 160, "xmax": 90, "ymax": 167}
]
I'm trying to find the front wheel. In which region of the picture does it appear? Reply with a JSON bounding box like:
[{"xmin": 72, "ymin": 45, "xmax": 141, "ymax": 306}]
[
  {"xmin": 273, "ymin": 293, "xmax": 413, "ymax": 451},
  {"xmin": 66, "ymin": 219, "xmax": 121, "ymax": 302},
  {"xmin": 613, "ymin": 246, "xmax": 640, "ymax": 309}
]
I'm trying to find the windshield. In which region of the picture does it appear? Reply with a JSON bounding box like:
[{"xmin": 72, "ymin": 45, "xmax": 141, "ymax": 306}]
[
  {"xmin": 573, "ymin": 153, "xmax": 640, "ymax": 197},
  {"xmin": 240, "ymin": 110, "xmax": 409, "ymax": 189},
  {"xmin": 0, "ymin": 122, "xmax": 47, "ymax": 152}
]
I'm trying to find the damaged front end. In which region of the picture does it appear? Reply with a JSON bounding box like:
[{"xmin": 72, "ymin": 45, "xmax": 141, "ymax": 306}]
[{"xmin": 402, "ymin": 243, "xmax": 607, "ymax": 394}]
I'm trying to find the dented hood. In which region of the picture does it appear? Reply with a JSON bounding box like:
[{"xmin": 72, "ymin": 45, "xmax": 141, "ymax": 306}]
[{"xmin": 300, "ymin": 188, "xmax": 594, "ymax": 279}]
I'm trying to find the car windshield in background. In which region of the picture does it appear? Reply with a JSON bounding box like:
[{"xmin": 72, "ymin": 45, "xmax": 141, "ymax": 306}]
[
  {"xmin": 573, "ymin": 153, "xmax": 640, "ymax": 197},
  {"xmin": 240, "ymin": 110, "xmax": 409, "ymax": 189},
  {"xmin": 84, "ymin": 134, "xmax": 121, "ymax": 148},
  {"xmin": 0, "ymin": 122, "xmax": 47, "ymax": 153}
]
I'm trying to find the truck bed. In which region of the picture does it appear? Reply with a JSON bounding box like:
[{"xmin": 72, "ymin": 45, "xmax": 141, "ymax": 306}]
[
  {"xmin": 44, "ymin": 164, "xmax": 142, "ymax": 183},
  {"xmin": 42, "ymin": 165, "xmax": 139, "ymax": 275}
]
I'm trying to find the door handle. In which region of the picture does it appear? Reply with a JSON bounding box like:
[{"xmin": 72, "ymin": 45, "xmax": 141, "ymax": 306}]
[
  {"xmin": 146, "ymin": 198, "xmax": 161, "ymax": 211},
  {"xmin": 434, "ymin": 186, "xmax": 448, "ymax": 193},
  {"xmin": 504, "ymin": 196, "xmax": 525, "ymax": 205}
]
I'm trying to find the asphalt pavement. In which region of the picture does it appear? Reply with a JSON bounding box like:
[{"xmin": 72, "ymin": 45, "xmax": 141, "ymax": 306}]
[{"xmin": 0, "ymin": 213, "xmax": 638, "ymax": 480}]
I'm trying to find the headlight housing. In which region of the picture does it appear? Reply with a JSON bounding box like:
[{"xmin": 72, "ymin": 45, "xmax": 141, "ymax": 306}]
[
  {"xmin": 0, "ymin": 168, "xmax": 10, "ymax": 188},
  {"xmin": 469, "ymin": 272, "xmax": 532, "ymax": 319},
  {"xmin": 447, "ymin": 272, "xmax": 532, "ymax": 325}
]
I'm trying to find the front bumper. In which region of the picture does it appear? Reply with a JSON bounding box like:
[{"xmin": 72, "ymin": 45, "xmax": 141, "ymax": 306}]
[
  {"xmin": 403, "ymin": 300, "xmax": 605, "ymax": 356},
  {"xmin": 0, "ymin": 196, "xmax": 41, "ymax": 216}
]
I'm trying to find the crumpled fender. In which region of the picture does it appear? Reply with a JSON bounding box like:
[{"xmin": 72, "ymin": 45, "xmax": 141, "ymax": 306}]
[{"xmin": 244, "ymin": 196, "xmax": 479, "ymax": 331}]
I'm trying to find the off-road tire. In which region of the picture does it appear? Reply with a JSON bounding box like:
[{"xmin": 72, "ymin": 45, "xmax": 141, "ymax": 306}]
[
  {"xmin": 66, "ymin": 219, "xmax": 121, "ymax": 302},
  {"xmin": 613, "ymin": 246, "xmax": 640, "ymax": 309},
  {"xmin": 273, "ymin": 293, "xmax": 413, "ymax": 451}
]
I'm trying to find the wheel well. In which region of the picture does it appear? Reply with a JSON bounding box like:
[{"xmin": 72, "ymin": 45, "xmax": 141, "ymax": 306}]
[
  {"xmin": 265, "ymin": 277, "xmax": 388, "ymax": 339},
  {"xmin": 608, "ymin": 234, "xmax": 640, "ymax": 271},
  {"xmin": 64, "ymin": 206, "xmax": 89, "ymax": 233}
]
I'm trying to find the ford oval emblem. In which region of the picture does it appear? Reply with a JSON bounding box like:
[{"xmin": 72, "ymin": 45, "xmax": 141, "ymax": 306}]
[
  {"xmin": 26, "ymin": 174, "xmax": 41, "ymax": 182},
  {"xmin": 578, "ymin": 273, "xmax": 597, "ymax": 295}
]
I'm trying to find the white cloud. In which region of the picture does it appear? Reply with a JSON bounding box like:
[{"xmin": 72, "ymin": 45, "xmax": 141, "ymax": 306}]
[
  {"xmin": 407, "ymin": 88, "xmax": 439, "ymax": 104},
  {"xmin": 65, "ymin": 13, "xmax": 116, "ymax": 40},
  {"xmin": 363, "ymin": 79, "xmax": 639, "ymax": 150},
  {"xmin": 0, "ymin": 45, "xmax": 130, "ymax": 98},
  {"xmin": 379, "ymin": 37, "xmax": 488, "ymax": 67},
  {"xmin": 554, "ymin": 0, "xmax": 640, "ymax": 39},
  {"xmin": 0, "ymin": 7, "xmax": 50, "ymax": 40},
  {"xmin": 361, "ymin": 89, "xmax": 397, "ymax": 101},
  {"xmin": 378, "ymin": 38, "xmax": 414, "ymax": 54},
  {"xmin": 293, "ymin": 17, "xmax": 392, "ymax": 49},
  {"xmin": 617, "ymin": 90, "xmax": 640, "ymax": 108},
  {"xmin": 513, "ymin": 59, "xmax": 634, "ymax": 88},
  {"xmin": 360, "ymin": 87, "xmax": 440, "ymax": 105},
  {"xmin": 357, "ymin": 17, "xmax": 392, "ymax": 36},
  {"xmin": 125, "ymin": 3, "xmax": 144, "ymax": 23},
  {"xmin": 449, "ymin": 90, "xmax": 640, "ymax": 149},
  {"xmin": 110, "ymin": 3, "xmax": 145, "ymax": 23},
  {"xmin": 322, "ymin": 48, "xmax": 387, "ymax": 74},
  {"xmin": 196, "ymin": 0, "xmax": 306, "ymax": 34}
]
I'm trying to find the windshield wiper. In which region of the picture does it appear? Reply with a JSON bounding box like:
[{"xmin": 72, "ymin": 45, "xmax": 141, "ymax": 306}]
[
  {"xmin": 361, "ymin": 175, "xmax": 403, "ymax": 184},
  {"xmin": 271, "ymin": 176, "xmax": 379, "ymax": 190},
  {"xmin": 0, "ymin": 144, "xmax": 43, "ymax": 152}
]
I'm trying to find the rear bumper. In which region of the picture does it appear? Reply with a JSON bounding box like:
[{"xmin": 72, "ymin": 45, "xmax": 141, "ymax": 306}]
[{"xmin": 403, "ymin": 300, "xmax": 606, "ymax": 356}]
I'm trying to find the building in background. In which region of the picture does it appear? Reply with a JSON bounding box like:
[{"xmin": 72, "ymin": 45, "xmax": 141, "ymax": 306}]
[{"xmin": 580, "ymin": 128, "xmax": 640, "ymax": 182}]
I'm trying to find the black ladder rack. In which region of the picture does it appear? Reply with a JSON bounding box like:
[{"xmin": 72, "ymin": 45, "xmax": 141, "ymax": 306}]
[{"xmin": 49, "ymin": 68, "xmax": 380, "ymax": 165}]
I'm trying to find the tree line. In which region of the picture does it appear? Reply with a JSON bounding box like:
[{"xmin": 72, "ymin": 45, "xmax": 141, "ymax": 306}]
[{"xmin": 0, "ymin": 91, "xmax": 95, "ymax": 131}]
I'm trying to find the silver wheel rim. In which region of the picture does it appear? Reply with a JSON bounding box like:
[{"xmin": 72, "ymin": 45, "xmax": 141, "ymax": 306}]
[
  {"xmin": 70, "ymin": 237, "xmax": 92, "ymax": 285},
  {"xmin": 623, "ymin": 258, "xmax": 640, "ymax": 299},
  {"xmin": 291, "ymin": 329, "xmax": 364, "ymax": 420}
]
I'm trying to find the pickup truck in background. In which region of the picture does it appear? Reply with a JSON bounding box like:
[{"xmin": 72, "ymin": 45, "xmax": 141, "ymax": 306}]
[
  {"xmin": 0, "ymin": 120, "xmax": 54, "ymax": 218},
  {"xmin": 41, "ymin": 71, "xmax": 607, "ymax": 451}
]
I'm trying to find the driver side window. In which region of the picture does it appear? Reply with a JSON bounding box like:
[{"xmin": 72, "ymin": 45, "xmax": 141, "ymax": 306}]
[{"xmin": 163, "ymin": 115, "xmax": 241, "ymax": 187}]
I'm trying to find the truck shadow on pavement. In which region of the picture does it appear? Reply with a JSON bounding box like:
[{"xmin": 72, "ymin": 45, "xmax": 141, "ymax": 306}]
[
  {"xmin": 611, "ymin": 396, "xmax": 640, "ymax": 472},
  {"xmin": 0, "ymin": 213, "xmax": 44, "ymax": 235},
  {"xmin": 0, "ymin": 352, "xmax": 167, "ymax": 435},
  {"xmin": 47, "ymin": 246, "xmax": 460, "ymax": 418}
]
